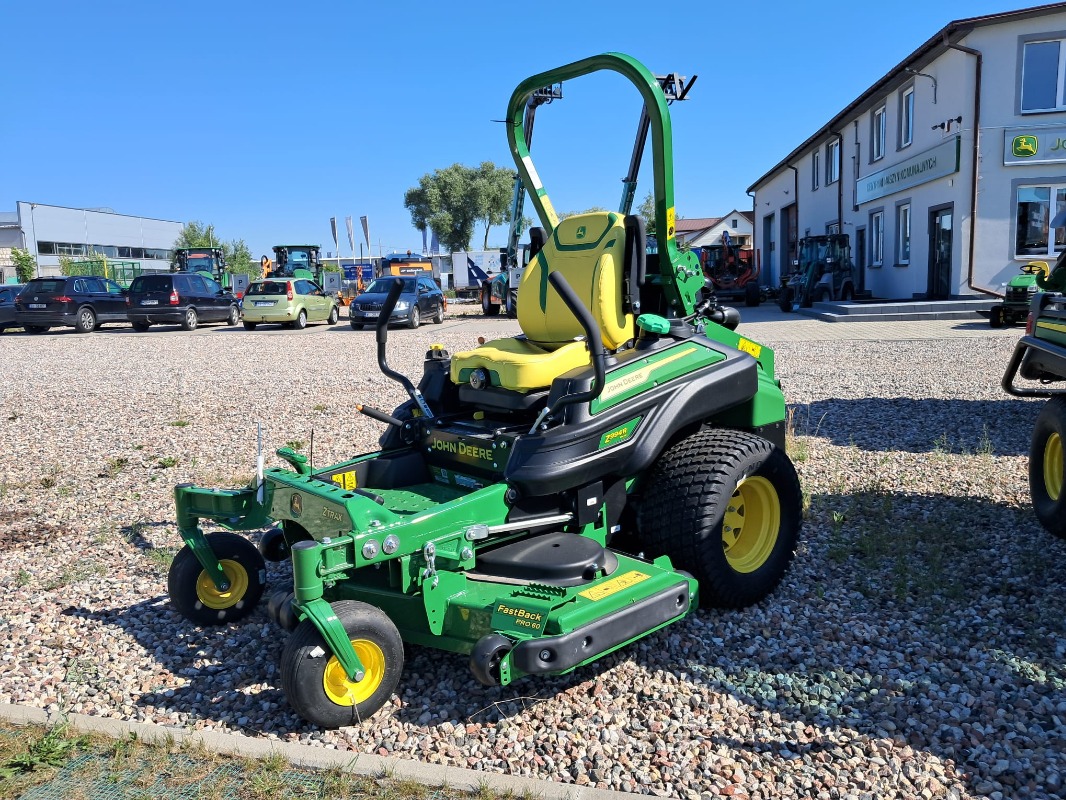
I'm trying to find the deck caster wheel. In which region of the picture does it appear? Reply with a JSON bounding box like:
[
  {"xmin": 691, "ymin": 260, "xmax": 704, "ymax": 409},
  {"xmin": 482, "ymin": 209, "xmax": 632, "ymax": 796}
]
[
  {"xmin": 259, "ymin": 527, "xmax": 290, "ymax": 562},
  {"xmin": 267, "ymin": 589, "xmax": 299, "ymax": 631},
  {"xmin": 280, "ymin": 600, "xmax": 403, "ymax": 727},
  {"xmin": 168, "ymin": 532, "xmax": 266, "ymax": 625},
  {"xmin": 470, "ymin": 633, "xmax": 513, "ymax": 686}
]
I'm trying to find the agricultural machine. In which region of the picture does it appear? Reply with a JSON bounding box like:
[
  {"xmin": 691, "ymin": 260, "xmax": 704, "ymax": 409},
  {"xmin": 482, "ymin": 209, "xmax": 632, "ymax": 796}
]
[
  {"xmin": 173, "ymin": 247, "xmax": 248, "ymax": 297},
  {"xmin": 699, "ymin": 230, "xmax": 761, "ymax": 307},
  {"xmin": 165, "ymin": 53, "xmax": 802, "ymax": 728},
  {"xmin": 778, "ymin": 233, "xmax": 857, "ymax": 312},
  {"xmin": 262, "ymin": 245, "xmax": 342, "ymax": 294}
]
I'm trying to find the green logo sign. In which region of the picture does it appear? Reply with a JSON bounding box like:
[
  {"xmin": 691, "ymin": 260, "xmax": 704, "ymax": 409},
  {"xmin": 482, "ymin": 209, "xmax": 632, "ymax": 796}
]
[
  {"xmin": 1013, "ymin": 135, "xmax": 1038, "ymax": 158},
  {"xmin": 576, "ymin": 225, "xmax": 587, "ymax": 240}
]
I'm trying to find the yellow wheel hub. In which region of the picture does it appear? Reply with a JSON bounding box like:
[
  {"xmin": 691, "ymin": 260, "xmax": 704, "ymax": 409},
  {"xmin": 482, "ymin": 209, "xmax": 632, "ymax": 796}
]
[
  {"xmin": 722, "ymin": 476, "xmax": 781, "ymax": 573},
  {"xmin": 195, "ymin": 559, "xmax": 249, "ymax": 610},
  {"xmin": 1045, "ymin": 432, "xmax": 1063, "ymax": 501},
  {"xmin": 322, "ymin": 639, "xmax": 386, "ymax": 707}
]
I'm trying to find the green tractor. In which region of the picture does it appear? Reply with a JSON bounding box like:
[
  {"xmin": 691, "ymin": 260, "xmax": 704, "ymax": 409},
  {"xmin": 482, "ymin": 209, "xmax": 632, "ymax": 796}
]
[
  {"xmin": 264, "ymin": 245, "xmax": 342, "ymax": 296},
  {"xmin": 173, "ymin": 247, "xmax": 248, "ymax": 296},
  {"xmin": 165, "ymin": 53, "xmax": 802, "ymax": 728},
  {"xmin": 989, "ymin": 261, "xmax": 1049, "ymax": 328},
  {"xmin": 778, "ymin": 233, "xmax": 857, "ymax": 311}
]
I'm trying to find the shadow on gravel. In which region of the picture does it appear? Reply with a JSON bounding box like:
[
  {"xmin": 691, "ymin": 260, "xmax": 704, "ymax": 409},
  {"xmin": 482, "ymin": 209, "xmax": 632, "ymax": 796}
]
[
  {"xmin": 676, "ymin": 489, "xmax": 1066, "ymax": 797},
  {"xmin": 790, "ymin": 397, "xmax": 1038, "ymax": 455}
]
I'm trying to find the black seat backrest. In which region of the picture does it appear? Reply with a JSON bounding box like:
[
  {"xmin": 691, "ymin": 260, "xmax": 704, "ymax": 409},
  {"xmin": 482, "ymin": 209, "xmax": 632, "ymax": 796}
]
[
  {"xmin": 623, "ymin": 215, "xmax": 646, "ymax": 316},
  {"xmin": 528, "ymin": 227, "xmax": 547, "ymax": 261}
]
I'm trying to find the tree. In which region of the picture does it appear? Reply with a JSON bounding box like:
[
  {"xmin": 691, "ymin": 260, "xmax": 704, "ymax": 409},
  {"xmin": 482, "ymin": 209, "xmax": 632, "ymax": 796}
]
[
  {"xmin": 558, "ymin": 206, "xmax": 609, "ymax": 220},
  {"xmin": 226, "ymin": 239, "xmax": 255, "ymax": 278},
  {"xmin": 473, "ymin": 162, "xmax": 517, "ymax": 250},
  {"xmin": 10, "ymin": 248, "xmax": 37, "ymax": 282},
  {"xmin": 404, "ymin": 162, "xmax": 515, "ymax": 254},
  {"xmin": 172, "ymin": 222, "xmax": 254, "ymax": 277},
  {"xmin": 637, "ymin": 192, "xmax": 656, "ymax": 237},
  {"xmin": 173, "ymin": 221, "xmax": 223, "ymax": 254}
]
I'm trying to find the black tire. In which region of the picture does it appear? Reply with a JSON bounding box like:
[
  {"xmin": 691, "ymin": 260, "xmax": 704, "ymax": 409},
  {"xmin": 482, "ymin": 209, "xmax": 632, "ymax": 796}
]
[
  {"xmin": 470, "ymin": 634, "xmax": 513, "ymax": 686},
  {"xmin": 167, "ymin": 532, "xmax": 266, "ymax": 625},
  {"xmin": 181, "ymin": 307, "xmax": 198, "ymax": 331},
  {"xmin": 131, "ymin": 321, "xmax": 150, "ymax": 333},
  {"xmin": 1029, "ymin": 396, "xmax": 1066, "ymax": 539},
  {"xmin": 328, "ymin": 306, "xmax": 339, "ymax": 325},
  {"xmin": 778, "ymin": 288, "xmax": 793, "ymax": 313},
  {"xmin": 280, "ymin": 600, "xmax": 403, "ymax": 727},
  {"xmin": 990, "ymin": 306, "xmax": 1003, "ymax": 328},
  {"xmin": 634, "ymin": 428, "xmax": 802, "ymax": 609},
  {"xmin": 259, "ymin": 527, "xmax": 290, "ymax": 562},
  {"xmin": 350, "ymin": 320, "xmax": 364, "ymax": 330},
  {"xmin": 433, "ymin": 302, "xmax": 445, "ymax": 324},
  {"xmin": 744, "ymin": 283, "xmax": 760, "ymax": 307},
  {"xmin": 75, "ymin": 306, "xmax": 96, "ymax": 333},
  {"xmin": 24, "ymin": 325, "xmax": 49, "ymax": 334},
  {"xmin": 506, "ymin": 288, "xmax": 518, "ymax": 318},
  {"xmin": 243, "ymin": 321, "xmax": 257, "ymax": 330},
  {"xmin": 294, "ymin": 309, "xmax": 307, "ymax": 330},
  {"xmin": 841, "ymin": 284, "xmax": 854, "ymax": 302},
  {"xmin": 407, "ymin": 306, "xmax": 420, "ymax": 329},
  {"xmin": 481, "ymin": 287, "xmax": 500, "ymax": 316},
  {"xmin": 228, "ymin": 305, "xmax": 241, "ymax": 326}
]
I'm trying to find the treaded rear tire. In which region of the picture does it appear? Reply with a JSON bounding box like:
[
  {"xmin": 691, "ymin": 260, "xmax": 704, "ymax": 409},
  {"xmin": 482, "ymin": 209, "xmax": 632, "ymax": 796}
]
[
  {"xmin": 1030, "ymin": 396, "xmax": 1066, "ymax": 539},
  {"xmin": 634, "ymin": 427, "xmax": 802, "ymax": 609}
]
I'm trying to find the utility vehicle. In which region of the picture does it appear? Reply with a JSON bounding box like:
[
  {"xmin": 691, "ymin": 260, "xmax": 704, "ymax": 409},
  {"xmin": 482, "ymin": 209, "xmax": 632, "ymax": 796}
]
[
  {"xmin": 778, "ymin": 234, "xmax": 857, "ymax": 311},
  {"xmin": 165, "ymin": 53, "xmax": 802, "ymax": 728}
]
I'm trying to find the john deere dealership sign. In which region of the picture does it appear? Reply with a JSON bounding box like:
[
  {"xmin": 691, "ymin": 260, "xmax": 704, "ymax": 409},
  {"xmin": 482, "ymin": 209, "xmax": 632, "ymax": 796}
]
[
  {"xmin": 856, "ymin": 136, "xmax": 960, "ymax": 205},
  {"xmin": 1003, "ymin": 126, "xmax": 1066, "ymax": 165}
]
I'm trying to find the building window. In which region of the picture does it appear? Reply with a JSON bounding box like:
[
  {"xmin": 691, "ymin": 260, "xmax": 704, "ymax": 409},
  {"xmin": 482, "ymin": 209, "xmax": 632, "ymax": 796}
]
[
  {"xmin": 897, "ymin": 204, "xmax": 911, "ymax": 265},
  {"xmin": 1016, "ymin": 185, "xmax": 1066, "ymax": 256},
  {"xmin": 826, "ymin": 139, "xmax": 840, "ymax": 184},
  {"xmin": 1022, "ymin": 39, "xmax": 1066, "ymax": 112},
  {"xmin": 872, "ymin": 105, "xmax": 886, "ymax": 161},
  {"xmin": 731, "ymin": 218, "xmax": 738, "ymax": 229},
  {"xmin": 871, "ymin": 211, "xmax": 884, "ymax": 266},
  {"xmin": 812, "ymin": 150, "xmax": 820, "ymax": 190},
  {"xmin": 901, "ymin": 87, "xmax": 914, "ymax": 147}
]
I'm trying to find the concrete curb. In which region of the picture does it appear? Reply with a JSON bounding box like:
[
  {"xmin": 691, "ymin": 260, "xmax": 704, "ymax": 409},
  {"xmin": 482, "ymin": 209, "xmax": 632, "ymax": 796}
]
[{"xmin": 0, "ymin": 703, "xmax": 635, "ymax": 800}]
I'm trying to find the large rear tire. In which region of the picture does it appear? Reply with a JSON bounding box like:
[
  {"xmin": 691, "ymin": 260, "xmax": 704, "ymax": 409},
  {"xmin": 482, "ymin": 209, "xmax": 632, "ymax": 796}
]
[
  {"xmin": 168, "ymin": 532, "xmax": 266, "ymax": 625},
  {"xmin": 1030, "ymin": 396, "xmax": 1066, "ymax": 539},
  {"xmin": 990, "ymin": 306, "xmax": 1004, "ymax": 328},
  {"xmin": 635, "ymin": 428, "xmax": 802, "ymax": 608},
  {"xmin": 778, "ymin": 288, "xmax": 793, "ymax": 313},
  {"xmin": 506, "ymin": 288, "xmax": 518, "ymax": 318},
  {"xmin": 481, "ymin": 287, "xmax": 500, "ymax": 316},
  {"xmin": 280, "ymin": 600, "xmax": 403, "ymax": 727}
]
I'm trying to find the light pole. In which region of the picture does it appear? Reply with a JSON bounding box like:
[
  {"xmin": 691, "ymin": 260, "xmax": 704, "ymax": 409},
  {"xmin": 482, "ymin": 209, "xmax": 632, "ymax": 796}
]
[{"xmin": 27, "ymin": 203, "xmax": 39, "ymax": 277}]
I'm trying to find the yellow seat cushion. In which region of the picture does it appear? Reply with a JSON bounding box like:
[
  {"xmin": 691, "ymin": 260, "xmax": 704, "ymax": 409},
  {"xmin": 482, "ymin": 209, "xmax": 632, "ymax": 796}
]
[
  {"xmin": 450, "ymin": 212, "xmax": 634, "ymax": 394},
  {"xmin": 450, "ymin": 339, "xmax": 590, "ymax": 394},
  {"xmin": 518, "ymin": 214, "xmax": 633, "ymax": 350}
]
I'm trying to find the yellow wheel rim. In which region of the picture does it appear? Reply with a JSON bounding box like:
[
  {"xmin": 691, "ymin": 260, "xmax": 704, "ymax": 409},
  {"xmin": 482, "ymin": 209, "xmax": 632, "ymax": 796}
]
[
  {"xmin": 322, "ymin": 639, "xmax": 386, "ymax": 707},
  {"xmin": 722, "ymin": 476, "xmax": 781, "ymax": 573},
  {"xmin": 1045, "ymin": 432, "xmax": 1064, "ymax": 501},
  {"xmin": 195, "ymin": 559, "xmax": 249, "ymax": 610}
]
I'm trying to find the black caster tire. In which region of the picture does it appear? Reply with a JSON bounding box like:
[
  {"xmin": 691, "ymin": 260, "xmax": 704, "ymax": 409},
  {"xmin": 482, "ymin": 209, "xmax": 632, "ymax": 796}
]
[
  {"xmin": 635, "ymin": 428, "xmax": 802, "ymax": 609},
  {"xmin": 280, "ymin": 600, "xmax": 403, "ymax": 727},
  {"xmin": 470, "ymin": 634, "xmax": 513, "ymax": 686},
  {"xmin": 259, "ymin": 527, "xmax": 290, "ymax": 562},
  {"xmin": 168, "ymin": 532, "xmax": 266, "ymax": 625}
]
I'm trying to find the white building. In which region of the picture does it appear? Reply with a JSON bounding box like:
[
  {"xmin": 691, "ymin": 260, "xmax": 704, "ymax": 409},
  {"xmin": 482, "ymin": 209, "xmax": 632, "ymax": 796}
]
[
  {"xmin": 0, "ymin": 202, "xmax": 183, "ymax": 280},
  {"xmin": 749, "ymin": 2, "xmax": 1066, "ymax": 301}
]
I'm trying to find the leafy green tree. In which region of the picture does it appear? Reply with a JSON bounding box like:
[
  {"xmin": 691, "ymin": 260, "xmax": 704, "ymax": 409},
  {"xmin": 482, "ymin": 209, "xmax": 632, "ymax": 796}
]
[
  {"xmin": 637, "ymin": 192, "xmax": 656, "ymax": 237},
  {"xmin": 10, "ymin": 248, "xmax": 37, "ymax": 282},
  {"xmin": 173, "ymin": 221, "xmax": 223, "ymax": 253},
  {"xmin": 226, "ymin": 239, "xmax": 255, "ymax": 278},
  {"xmin": 559, "ymin": 206, "xmax": 609, "ymax": 220},
  {"xmin": 404, "ymin": 162, "xmax": 516, "ymax": 253}
]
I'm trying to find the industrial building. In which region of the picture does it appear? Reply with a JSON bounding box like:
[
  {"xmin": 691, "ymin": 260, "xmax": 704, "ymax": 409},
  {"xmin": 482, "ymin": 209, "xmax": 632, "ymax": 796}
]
[
  {"xmin": 749, "ymin": 2, "xmax": 1066, "ymax": 301},
  {"xmin": 0, "ymin": 202, "xmax": 183, "ymax": 281}
]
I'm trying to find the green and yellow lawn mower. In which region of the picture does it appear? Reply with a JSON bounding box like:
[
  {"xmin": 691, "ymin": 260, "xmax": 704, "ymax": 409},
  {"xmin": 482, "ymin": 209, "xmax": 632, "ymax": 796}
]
[{"xmin": 166, "ymin": 52, "xmax": 803, "ymax": 728}]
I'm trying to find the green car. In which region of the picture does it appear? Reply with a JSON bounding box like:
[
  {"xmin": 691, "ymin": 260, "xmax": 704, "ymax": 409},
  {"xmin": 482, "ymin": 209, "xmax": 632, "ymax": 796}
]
[{"xmin": 242, "ymin": 278, "xmax": 340, "ymax": 330}]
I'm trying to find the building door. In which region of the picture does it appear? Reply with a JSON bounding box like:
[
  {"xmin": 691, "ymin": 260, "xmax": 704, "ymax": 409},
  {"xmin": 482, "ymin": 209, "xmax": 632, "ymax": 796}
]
[
  {"xmin": 928, "ymin": 206, "xmax": 953, "ymax": 300},
  {"xmin": 762, "ymin": 213, "xmax": 775, "ymax": 285}
]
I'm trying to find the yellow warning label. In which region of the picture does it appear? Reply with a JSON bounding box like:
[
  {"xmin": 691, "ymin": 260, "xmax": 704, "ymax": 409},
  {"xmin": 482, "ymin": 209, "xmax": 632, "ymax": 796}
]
[
  {"xmin": 331, "ymin": 471, "xmax": 357, "ymax": 490},
  {"xmin": 737, "ymin": 338, "xmax": 762, "ymax": 359},
  {"xmin": 579, "ymin": 570, "xmax": 651, "ymax": 601},
  {"xmin": 666, "ymin": 207, "xmax": 676, "ymax": 238}
]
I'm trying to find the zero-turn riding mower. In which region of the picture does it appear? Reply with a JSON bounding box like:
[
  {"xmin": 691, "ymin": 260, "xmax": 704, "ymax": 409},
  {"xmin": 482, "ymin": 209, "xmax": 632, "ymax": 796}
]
[{"xmin": 166, "ymin": 53, "xmax": 803, "ymax": 728}]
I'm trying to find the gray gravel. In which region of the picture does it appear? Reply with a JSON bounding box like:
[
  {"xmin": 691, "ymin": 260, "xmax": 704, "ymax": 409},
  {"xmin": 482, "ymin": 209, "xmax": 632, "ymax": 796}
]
[{"xmin": 0, "ymin": 318, "xmax": 1064, "ymax": 799}]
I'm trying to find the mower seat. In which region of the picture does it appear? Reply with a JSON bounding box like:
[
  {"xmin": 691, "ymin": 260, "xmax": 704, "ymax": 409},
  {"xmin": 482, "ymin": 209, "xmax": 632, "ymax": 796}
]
[{"xmin": 451, "ymin": 212, "xmax": 638, "ymax": 394}]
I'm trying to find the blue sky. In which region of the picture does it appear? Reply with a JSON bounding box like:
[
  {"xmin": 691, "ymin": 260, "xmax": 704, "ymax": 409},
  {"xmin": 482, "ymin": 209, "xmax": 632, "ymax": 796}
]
[{"xmin": 3, "ymin": 0, "xmax": 1040, "ymax": 259}]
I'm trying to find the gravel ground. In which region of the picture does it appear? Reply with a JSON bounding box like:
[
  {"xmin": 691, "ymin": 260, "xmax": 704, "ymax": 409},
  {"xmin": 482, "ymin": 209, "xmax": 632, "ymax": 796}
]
[{"xmin": 0, "ymin": 317, "xmax": 1064, "ymax": 800}]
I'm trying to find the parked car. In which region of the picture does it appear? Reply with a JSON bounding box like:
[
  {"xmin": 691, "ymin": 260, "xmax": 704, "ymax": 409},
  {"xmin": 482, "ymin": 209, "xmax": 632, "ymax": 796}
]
[
  {"xmin": 241, "ymin": 278, "xmax": 339, "ymax": 330},
  {"xmin": 349, "ymin": 275, "xmax": 445, "ymax": 329},
  {"xmin": 14, "ymin": 276, "xmax": 128, "ymax": 333},
  {"xmin": 0, "ymin": 284, "xmax": 24, "ymax": 333},
  {"xmin": 126, "ymin": 272, "xmax": 240, "ymax": 332}
]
